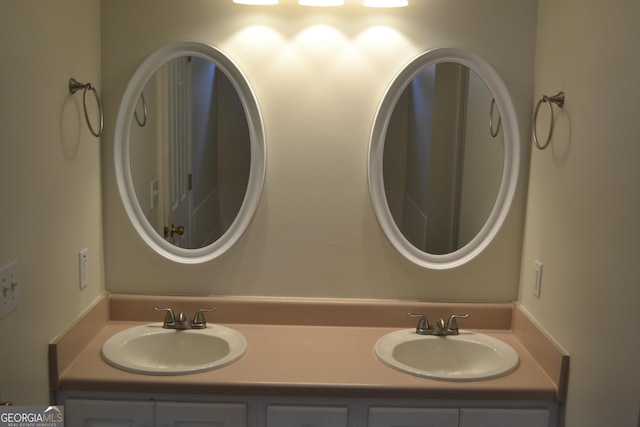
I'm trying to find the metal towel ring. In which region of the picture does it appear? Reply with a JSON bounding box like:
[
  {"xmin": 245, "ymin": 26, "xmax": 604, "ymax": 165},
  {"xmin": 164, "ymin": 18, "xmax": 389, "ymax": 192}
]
[
  {"xmin": 134, "ymin": 92, "xmax": 147, "ymax": 127},
  {"xmin": 533, "ymin": 91, "xmax": 565, "ymax": 150},
  {"xmin": 489, "ymin": 98, "xmax": 502, "ymax": 137},
  {"xmin": 69, "ymin": 78, "xmax": 103, "ymax": 137}
]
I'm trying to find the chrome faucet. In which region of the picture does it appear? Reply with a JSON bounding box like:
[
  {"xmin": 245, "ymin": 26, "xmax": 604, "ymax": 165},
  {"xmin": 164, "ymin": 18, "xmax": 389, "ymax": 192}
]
[
  {"xmin": 154, "ymin": 307, "xmax": 216, "ymax": 330},
  {"xmin": 407, "ymin": 312, "xmax": 469, "ymax": 336},
  {"xmin": 175, "ymin": 311, "xmax": 192, "ymax": 329}
]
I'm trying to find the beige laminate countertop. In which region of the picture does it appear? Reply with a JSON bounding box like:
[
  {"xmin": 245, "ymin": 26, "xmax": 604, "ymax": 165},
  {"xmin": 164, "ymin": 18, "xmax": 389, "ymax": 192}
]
[{"xmin": 51, "ymin": 294, "xmax": 568, "ymax": 401}]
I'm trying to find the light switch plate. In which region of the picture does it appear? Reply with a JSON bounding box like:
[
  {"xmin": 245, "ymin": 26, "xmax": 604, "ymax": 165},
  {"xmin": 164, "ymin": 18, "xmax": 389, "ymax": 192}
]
[
  {"xmin": 0, "ymin": 261, "xmax": 20, "ymax": 319},
  {"xmin": 79, "ymin": 249, "xmax": 89, "ymax": 289},
  {"xmin": 533, "ymin": 260, "xmax": 543, "ymax": 299}
]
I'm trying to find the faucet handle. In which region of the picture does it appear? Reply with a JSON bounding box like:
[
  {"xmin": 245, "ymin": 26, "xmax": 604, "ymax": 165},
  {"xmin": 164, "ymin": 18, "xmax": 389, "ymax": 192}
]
[
  {"xmin": 153, "ymin": 307, "xmax": 176, "ymax": 328},
  {"xmin": 192, "ymin": 308, "xmax": 216, "ymax": 329},
  {"xmin": 407, "ymin": 313, "xmax": 431, "ymax": 334},
  {"xmin": 447, "ymin": 313, "xmax": 469, "ymax": 332}
]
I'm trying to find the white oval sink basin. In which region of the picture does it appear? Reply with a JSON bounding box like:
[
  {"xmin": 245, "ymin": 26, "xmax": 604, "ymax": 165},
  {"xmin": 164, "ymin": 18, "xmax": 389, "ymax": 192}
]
[
  {"xmin": 375, "ymin": 329, "xmax": 519, "ymax": 381},
  {"xmin": 101, "ymin": 323, "xmax": 247, "ymax": 375}
]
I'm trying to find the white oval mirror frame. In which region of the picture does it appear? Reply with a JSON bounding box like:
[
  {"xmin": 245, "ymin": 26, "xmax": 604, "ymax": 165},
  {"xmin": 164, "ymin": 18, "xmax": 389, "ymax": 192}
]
[
  {"xmin": 368, "ymin": 48, "xmax": 519, "ymax": 269},
  {"xmin": 115, "ymin": 41, "xmax": 266, "ymax": 264}
]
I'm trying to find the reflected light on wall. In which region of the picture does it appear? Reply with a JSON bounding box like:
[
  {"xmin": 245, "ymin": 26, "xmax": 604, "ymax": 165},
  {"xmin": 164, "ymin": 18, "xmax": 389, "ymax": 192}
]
[
  {"xmin": 363, "ymin": 0, "xmax": 408, "ymax": 7},
  {"xmin": 355, "ymin": 25, "xmax": 411, "ymax": 52},
  {"xmin": 233, "ymin": 0, "xmax": 278, "ymax": 5},
  {"xmin": 294, "ymin": 24, "xmax": 346, "ymax": 51},
  {"xmin": 298, "ymin": 0, "xmax": 345, "ymax": 6}
]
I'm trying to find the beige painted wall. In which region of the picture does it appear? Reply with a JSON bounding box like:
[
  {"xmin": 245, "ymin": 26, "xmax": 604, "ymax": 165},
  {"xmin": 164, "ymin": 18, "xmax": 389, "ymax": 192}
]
[
  {"xmin": 519, "ymin": 0, "xmax": 640, "ymax": 424},
  {"xmin": 1, "ymin": 1, "xmax": 638, "ymax": 422},
  {"xmin": 101, "ymin": 0, "xmax": 537, "ymax": 301},
  {"xmin": 0, "ymin": 0, "xmax": 105, "ymax": 404}
]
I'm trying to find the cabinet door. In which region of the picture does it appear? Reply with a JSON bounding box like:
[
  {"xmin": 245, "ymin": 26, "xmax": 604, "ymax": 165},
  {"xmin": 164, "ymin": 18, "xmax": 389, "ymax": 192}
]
[
  {"xmin": 368, "ymin": 407, "xmax": 459, "ymax": 427},
  {"xmin": 156, "ymin": 402, "xmax": 247, "ymax": 427},
  {"xmin": 459, "ymin": 408, "xmax": 550, "ymax": 427},
  {"xmin": 64, "ymin": 398, "xmax": 154, "ymax": 427},
  {"xmin": 266, "ymin": 404, "xmax": 349, "ymax": 427}
]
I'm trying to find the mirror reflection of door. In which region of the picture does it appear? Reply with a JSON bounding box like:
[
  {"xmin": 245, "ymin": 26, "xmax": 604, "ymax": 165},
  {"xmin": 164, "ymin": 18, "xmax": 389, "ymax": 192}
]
[
  {"xmin": 130, "ymin": 56, "xmax": 251, "ymax": 250},
  {"xmin": 165, "ymin": 56, "xmax": 191, "ymax": 248},
  {"xmin": 383, "ymin": 62, "xmax": 503, "ymax": 255}
]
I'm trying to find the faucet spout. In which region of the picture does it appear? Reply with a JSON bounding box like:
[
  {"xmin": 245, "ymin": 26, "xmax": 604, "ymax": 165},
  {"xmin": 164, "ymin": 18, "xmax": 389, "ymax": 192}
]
[
  {"xmin": 432, "ymin": 318, "xmax": 448, "ymax": 335},
  {"xmin": 175, "ymin": 312, "xmax": 192, "ymax": 330}
]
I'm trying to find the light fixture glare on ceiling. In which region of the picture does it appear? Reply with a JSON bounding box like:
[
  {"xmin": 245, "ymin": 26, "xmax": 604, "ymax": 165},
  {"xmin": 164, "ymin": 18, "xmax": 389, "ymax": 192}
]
[
  {"xmin": 363, "ymin": 0, "xmax": 408, "ymax": 7},
  {"xmin": 233, "ymin": 0, "xmax": 278, "ymax": 5},
  {"xmin": 298, "ymin": 0, "xmax": 344, "ymax": 6}
]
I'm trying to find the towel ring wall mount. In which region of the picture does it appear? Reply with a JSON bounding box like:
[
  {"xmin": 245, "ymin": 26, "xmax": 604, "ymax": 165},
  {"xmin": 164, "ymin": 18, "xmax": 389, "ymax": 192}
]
[
  {"xmin": 69, "ymin": 78, "xmax": 104, "ymax": 138},
  {"xmin": 533, "ymin": 91, "xmax": 565, "ymax": 150}
]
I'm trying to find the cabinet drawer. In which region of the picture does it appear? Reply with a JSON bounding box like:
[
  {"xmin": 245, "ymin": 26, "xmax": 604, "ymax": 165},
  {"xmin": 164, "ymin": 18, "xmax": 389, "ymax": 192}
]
[
  {"xmin": 368, "ymin": 407, "xmax": 459, "ymax": 427},
  {"xmin": 65, "ymin": 398, "xmax": 154, "ymax": 427},
  {"xmin": 266, "ymin": 404, "xmax": 348, "ymax": 427},
  {"xmin": 156, "ymin": 402, "xmax": 247, "ymax": 427},
  {"xmin": 459, "ymin": 408, "xmax": 550, "ymax": 427}
]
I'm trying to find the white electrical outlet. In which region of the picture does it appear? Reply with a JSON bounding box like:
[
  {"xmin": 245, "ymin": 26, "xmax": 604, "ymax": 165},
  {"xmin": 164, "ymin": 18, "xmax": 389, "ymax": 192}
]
[
  {"xmin": 79, "ymin": 249, "xmax": 89, "ymax": 289},
  {"xmin": 533, "ymin": 260, "xmax": 543, "ymax": 299},
  {"xmin": 0, "ymin": 261, "xmax": 21, "ymax": 319}
]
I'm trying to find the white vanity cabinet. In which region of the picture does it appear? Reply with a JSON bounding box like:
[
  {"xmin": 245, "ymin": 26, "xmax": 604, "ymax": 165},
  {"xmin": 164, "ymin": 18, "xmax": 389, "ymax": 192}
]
[
  {"xmin": 58, "ymin": 394, "xmax": 559, "ymax": 427},
  {"xmin": 64, "ymin": 398, "xmax": 247, "ymax": 427}
]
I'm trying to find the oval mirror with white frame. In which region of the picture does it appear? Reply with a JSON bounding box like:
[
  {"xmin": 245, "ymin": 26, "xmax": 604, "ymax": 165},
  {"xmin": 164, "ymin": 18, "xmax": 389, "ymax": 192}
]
[
  {"xmin": 115, "ymin": 41, "xmax": 265, "ymax": 264},
  {"xmin": 368, "ymin": 48, "xmax": 519, "ymax": 269}
]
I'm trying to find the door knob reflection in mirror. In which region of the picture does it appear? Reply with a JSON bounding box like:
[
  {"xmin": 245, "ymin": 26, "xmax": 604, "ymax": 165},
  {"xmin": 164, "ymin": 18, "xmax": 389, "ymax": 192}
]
[
  {"xmin": 164, "ymin": 224, "xmax": 185, "ymax": 238},
  {"xmin": 115, "ymin": 41, "xmax": 266, "ymax": 263}
]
